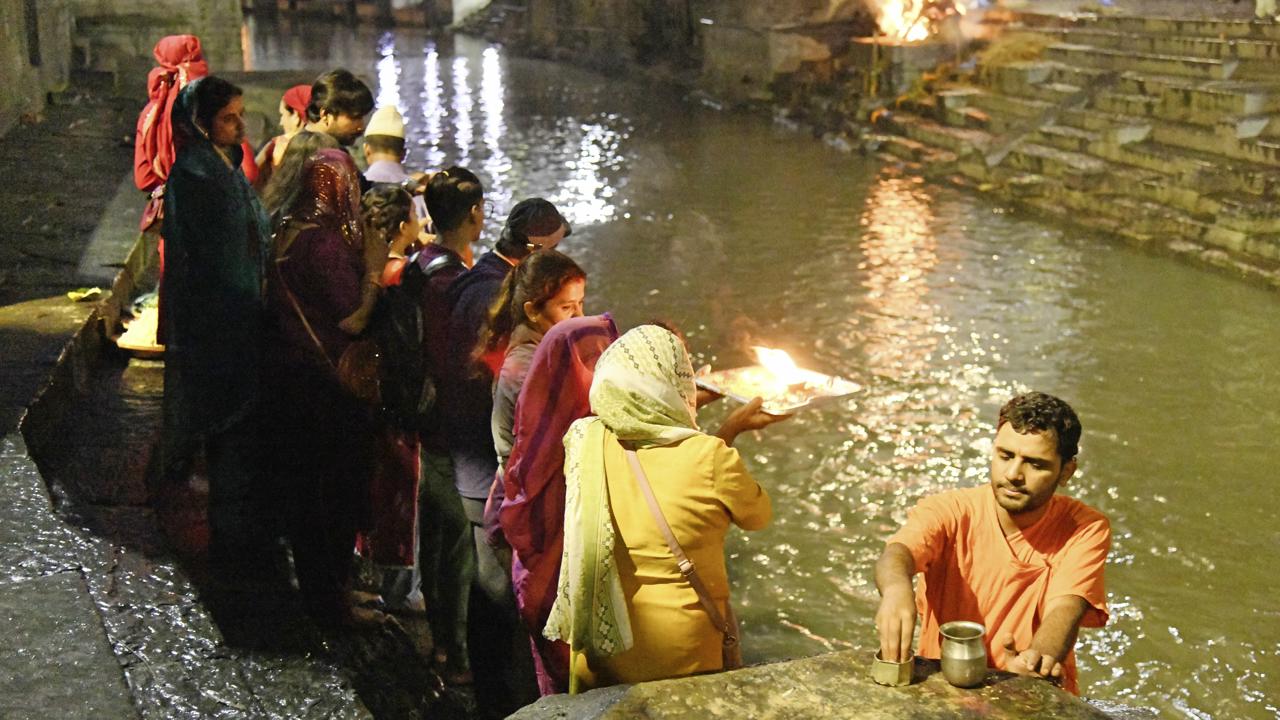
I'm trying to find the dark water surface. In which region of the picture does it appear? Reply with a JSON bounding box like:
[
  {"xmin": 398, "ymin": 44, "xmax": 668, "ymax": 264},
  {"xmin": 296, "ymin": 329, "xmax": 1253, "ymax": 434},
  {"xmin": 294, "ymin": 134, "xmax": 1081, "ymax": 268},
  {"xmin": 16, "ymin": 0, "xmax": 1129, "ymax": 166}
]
[{"xmin": 246, "ymin": 17, "xmax": 1280, "ymax": 719}]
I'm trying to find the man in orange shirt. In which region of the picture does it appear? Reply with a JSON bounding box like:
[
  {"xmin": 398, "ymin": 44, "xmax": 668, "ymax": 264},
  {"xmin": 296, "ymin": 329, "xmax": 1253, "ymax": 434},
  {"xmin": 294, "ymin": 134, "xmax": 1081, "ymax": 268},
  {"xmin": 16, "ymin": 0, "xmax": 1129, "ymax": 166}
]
[{"xmin": 874, "ymin": 391, "xmax": 1110, "ymax": 695}]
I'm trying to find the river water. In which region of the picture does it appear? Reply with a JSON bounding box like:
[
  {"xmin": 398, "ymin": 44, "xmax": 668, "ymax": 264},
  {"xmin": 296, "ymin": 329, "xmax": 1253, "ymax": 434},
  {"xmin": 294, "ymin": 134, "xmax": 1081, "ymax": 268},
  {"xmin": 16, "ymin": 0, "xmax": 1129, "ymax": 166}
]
[{"xmin": 245, "ymin": 18, "xmax": 1280, "ymax": 719}]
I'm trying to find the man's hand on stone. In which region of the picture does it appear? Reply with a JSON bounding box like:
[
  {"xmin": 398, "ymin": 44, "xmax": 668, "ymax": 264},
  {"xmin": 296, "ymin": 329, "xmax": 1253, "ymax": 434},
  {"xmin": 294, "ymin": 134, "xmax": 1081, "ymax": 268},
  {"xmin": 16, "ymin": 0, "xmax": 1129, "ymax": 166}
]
[
  {"xmin": 875, "ymin": 584, "xmax": 917, "ymax": 663},
  {"xmin": 1001, "ymin": 634, "xmax": 1064, "ymax": 681}
]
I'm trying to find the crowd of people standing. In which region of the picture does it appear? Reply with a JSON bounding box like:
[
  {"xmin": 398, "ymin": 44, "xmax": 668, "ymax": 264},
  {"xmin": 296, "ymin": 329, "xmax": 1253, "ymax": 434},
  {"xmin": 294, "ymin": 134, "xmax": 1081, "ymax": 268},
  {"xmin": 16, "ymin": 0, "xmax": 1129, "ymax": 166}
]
[
  {"xmin": 142, "ymin": 32, "xmax": 1112, "ymax": 718},
  {"xmin": 141, "ymin": 33, "xmax": 786, "ymax": 717}
]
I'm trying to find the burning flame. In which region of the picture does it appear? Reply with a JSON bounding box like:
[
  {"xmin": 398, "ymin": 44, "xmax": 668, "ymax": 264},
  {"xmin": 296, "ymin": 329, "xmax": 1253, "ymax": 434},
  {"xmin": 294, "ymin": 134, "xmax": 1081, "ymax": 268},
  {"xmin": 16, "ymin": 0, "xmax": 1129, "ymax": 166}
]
[
  {"xmin": 753, "ymin": 346, "xmax": 806, "ymax": 385},
  {"xmin": 876, "ymin": 0, "xmax": 930, "ymax": 42},
  {"xmin": 872, "ymin": 0, "xmax": 976, "ymax": 42}
]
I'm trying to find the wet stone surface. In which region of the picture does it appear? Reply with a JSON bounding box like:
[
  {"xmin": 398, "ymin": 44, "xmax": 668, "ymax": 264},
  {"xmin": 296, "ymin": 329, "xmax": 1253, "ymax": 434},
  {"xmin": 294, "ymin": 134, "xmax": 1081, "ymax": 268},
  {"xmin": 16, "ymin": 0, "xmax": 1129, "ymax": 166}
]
[
  {"xmin": 0, "ymin": 570, "xmax": 136, "ymax": 719},
  {"xmin": 9, "ymin": 355, "xmax": 479, "ymax": 718},
  {"xmin": 511, "ymin": 652, "xmax": 1118, "ymax": 720}
]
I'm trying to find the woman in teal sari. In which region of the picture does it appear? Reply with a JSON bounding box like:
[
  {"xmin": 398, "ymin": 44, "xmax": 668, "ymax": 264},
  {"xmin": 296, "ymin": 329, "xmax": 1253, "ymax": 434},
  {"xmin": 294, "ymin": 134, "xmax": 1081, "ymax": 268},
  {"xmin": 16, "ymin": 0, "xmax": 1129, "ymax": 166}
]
[{"xmin": 161, "ymin": 76, "xmax": 272, "ymax": 566}]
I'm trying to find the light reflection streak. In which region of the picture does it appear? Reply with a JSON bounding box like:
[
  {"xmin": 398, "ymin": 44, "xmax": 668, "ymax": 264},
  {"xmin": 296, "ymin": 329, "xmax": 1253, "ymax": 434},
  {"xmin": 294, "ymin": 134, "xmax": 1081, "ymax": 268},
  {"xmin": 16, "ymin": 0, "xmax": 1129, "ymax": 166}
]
[
  {"xmin": 421, "ymin": 43, "xmax": 445, "ymax": 169},
  {"xmin": 375, "ymin": 32, "xmax": 403, "ymax": 113},
  {"xmin": 451, "ymin": 56, "xmax": 474, "ymax": 166},
  {"xmin": 479, "ymin": 46, "xmax": 513, "ymax": 214},
  {"xmin": 550, "ymin": 121, "xmax": 619, "ymax": 226},
  {"xmin": 859, "ymin": 173, "xmax": 939, "ymax": 379}
]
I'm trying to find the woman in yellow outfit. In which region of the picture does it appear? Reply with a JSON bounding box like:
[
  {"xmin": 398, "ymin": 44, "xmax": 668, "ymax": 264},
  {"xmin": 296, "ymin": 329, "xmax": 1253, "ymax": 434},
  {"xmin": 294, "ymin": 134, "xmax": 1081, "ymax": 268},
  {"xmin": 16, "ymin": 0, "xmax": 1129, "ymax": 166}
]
[{"xmin": 545, "ymin": 324, "xmax": 786, "ymax": 691}]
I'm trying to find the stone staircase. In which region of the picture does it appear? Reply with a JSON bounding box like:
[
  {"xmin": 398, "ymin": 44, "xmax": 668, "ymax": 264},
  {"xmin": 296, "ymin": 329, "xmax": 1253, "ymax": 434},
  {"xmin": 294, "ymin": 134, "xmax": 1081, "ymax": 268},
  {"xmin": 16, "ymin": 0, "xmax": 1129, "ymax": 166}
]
[{"xmin": 876, "ymin": 12, "xmax": 1280, "ymax": 286}]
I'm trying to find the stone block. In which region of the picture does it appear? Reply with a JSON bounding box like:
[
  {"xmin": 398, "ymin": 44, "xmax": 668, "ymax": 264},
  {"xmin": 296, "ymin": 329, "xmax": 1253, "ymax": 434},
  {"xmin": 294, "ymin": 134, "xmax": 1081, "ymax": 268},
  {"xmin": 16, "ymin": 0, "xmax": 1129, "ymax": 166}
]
[
  {"xmin": 700, "ymin": 25, "xmax": 774, "ymax": 104},
  {"xmin": 1035, "ymin": 124, "xmax": 1099, "ymax": 154},
  {"xmin": 847, "ymin": 37, "xmax": 955, "ymax": 98},
  {"xmin": 987, "ymin": 61, "xmax": 1051, "ymax": 96}
]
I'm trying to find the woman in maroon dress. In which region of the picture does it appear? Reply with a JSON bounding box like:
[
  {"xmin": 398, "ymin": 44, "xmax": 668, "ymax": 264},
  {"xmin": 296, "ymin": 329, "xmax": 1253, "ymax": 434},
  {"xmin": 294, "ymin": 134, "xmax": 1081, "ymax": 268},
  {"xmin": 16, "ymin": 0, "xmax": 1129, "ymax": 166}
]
[{"xmin": 266, "ymin": 148, "xmax": 385, "ymax": 624}]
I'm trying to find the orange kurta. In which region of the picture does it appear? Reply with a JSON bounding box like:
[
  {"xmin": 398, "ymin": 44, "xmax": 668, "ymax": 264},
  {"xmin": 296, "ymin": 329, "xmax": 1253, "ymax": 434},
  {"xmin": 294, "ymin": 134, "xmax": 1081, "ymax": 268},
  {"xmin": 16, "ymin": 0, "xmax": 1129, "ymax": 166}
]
[{"xmin": 888, "ymin": 485, "xmax": 1110, "ymax": 694}]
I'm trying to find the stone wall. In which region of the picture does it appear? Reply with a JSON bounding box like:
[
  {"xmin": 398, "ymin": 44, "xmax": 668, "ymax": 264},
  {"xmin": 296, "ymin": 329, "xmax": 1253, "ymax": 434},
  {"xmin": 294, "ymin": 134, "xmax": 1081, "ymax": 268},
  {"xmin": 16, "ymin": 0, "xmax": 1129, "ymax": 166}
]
[
  {"xmin": 67, "ymin": 0, "xmax": 245, "ymax": 76},
  {"xmin": 473, "ymin": 0, "xmax": 875, "ymax": 102},
  {"xmin": 0, "ymin": 0, "xmax": 73, "ymax": 137}
]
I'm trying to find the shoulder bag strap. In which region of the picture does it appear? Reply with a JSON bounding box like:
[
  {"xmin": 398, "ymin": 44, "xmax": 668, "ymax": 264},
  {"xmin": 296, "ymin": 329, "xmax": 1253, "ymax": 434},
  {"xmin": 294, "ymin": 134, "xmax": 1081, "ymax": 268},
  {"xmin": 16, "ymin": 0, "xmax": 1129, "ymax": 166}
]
[
  {"xmin": 274, "ymin": 221, "xmax": 336, "ymax": 369},
  {"xmin": 624, "ymin": 447, "xmax": 738, "ymax": 647}
]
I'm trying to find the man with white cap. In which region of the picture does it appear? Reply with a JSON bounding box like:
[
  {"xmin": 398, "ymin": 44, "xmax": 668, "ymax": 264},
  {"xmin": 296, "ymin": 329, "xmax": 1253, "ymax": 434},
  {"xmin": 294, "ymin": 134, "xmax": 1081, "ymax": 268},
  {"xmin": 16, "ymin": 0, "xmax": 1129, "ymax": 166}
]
[
  {"xmin": 363, "ymin": 105, "xmax": 410, "ymax": 183},
  {"xmin": 363, "ymin": 104, "xmax": 430, "ymax": 227}
]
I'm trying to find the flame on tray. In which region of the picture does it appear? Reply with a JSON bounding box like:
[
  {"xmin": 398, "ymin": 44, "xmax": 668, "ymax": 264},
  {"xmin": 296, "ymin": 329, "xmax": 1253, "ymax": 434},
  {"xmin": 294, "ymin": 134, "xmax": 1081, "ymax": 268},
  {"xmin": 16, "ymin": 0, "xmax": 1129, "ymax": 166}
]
[{"xmin": 753, "ymin": 346, "xmax": 807, "ymax": 386}]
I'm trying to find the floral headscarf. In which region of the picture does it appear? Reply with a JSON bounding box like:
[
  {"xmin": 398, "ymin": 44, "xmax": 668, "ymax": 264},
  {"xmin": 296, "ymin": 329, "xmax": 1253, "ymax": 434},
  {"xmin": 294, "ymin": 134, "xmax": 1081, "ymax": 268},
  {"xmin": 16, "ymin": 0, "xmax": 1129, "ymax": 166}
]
[
  {"xmin": 291, "ymin": 148, "xmax": 364, "ymax": 249},
  {"xmin": 588, "ymin": 324, "xmax": 700, "ymax": 445}
]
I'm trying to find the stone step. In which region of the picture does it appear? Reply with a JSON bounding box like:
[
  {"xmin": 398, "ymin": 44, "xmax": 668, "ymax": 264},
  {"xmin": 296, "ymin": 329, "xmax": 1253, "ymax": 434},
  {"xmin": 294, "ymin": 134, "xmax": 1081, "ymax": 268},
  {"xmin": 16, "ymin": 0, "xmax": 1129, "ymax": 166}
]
[
  {"xmin": 893, "ymin": 114, "xmax": 994, "ymax": 156},
  {"xmin": 1092, "ymin": 139, "xmax": 1280, "ymax": 198},
  {"xmin": 1014, "ymin": 12, "xmax": 1280, "ymax": 42},
  {"xmin": 1209, "ymin": 193, "xmax": 1280, "ymax": 236},
  {"xmin": 1056, "ymin": 107, "xmax": 1153, "ymax": 144},
  {"xmin": 1092, "ymin": 87, "xmax": 1278, "ymax": 136},
  {"xmin": 1034, "ymin": 124, "xmax": 1101, "ymax": 154},
  {"xmin": 985, "ymin": 60, "xmax": 1106, "ymax": 97},
  {"xmin": 1115, "ymin": 73, "xmax": 1280, "ymax": 119},
  {"xmin": 963, "ymin": 89, "xmax": 1055, "ymax": 120},
  {"xmin": 1045, "ymin": 43, "xmax": 1239, "ymax": 81},
  {"xmin": 1002, "ymin": 141, "xmax": 1109, "ymax": 183},
  {"xmin": 1088, "ymin": 15, "xmax": 1280, "ymax": 42},
  {"xmin": 1146, "ymin": 118, "xmax": 1280, "ymax": 166},
  {"xmin": 1050, "ymin": 27, "xmax": 1280, "ymax": 62},
  {"xmin": 1094, "ymin": 91, "xmax": 1160, "ymax": 118}
]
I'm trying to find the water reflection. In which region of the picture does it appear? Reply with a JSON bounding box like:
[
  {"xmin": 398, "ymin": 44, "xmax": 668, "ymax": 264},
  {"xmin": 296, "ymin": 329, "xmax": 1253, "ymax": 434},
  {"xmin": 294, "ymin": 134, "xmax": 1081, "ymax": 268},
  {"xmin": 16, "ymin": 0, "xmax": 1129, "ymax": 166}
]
[
  {"xmin": 375, "ymin": 32, "xmax": 402, "ymax": 113},
  {"xmin": 550, "ymin": 120, "xmax": 621, "ymax": 226},
  {"xmin": 450, "ymin": 56, "xmax": 474, "ymax": 167},
  {"xmin": 857, "ymin": 172, "xmax": 938, "ymax": 380},
  {"xmin": 419, "ymin": 43, "xmax": 446, "ymax": 170},
  {"xmin": 479, "ymin": 47, "xmax": 512, "ymax": 212}
]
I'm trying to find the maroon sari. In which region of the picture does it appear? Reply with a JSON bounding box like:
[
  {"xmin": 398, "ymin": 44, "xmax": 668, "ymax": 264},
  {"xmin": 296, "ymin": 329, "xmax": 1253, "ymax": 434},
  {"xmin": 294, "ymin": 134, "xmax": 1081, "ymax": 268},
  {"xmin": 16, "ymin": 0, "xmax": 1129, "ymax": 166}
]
[
  {"xmin": 267, "ymin": 149, "xmax": 375, "ymax": 617},
  {"xmin": 500, "ymin": 313, "xmax": 618, "ymax": 694}
]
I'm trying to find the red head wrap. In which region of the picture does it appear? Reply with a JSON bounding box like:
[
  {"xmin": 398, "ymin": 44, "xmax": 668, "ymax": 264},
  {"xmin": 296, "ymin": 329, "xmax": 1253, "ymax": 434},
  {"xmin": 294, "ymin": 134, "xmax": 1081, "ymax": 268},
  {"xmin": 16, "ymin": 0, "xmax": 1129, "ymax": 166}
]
[
  {"xmin": 133, "ymin": 35, "xmax": 209, "ymax": 193},
  {"xmin": 282, "ymin": 84, "xmax": 312, "ymax": 120}
]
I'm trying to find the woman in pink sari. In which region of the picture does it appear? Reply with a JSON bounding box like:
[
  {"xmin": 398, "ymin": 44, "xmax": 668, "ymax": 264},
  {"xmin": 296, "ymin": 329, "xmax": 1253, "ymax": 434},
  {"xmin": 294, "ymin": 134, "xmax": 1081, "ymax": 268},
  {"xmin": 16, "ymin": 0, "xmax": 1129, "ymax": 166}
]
[{"xmin": 499, "ymin": 313, "xmax": 619, "ymax": 694}]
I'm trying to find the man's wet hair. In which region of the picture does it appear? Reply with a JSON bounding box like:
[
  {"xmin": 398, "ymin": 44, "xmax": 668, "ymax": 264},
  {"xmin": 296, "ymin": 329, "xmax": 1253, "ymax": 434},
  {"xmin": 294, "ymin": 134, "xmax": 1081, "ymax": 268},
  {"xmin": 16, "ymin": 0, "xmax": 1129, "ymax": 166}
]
[
  {"xmin": 363, "ymin": 134, "xmax": 405, "ymax": 159},
  {"xmin": 192, "ymin": 76, "xmax": 242, "ymax": 136},
  {"xmin": 307, "ymin": 69, "xmax": 374, "ymax": 123},
  {"xmin": 998, "ymin": 391, "xmax": 1082, "ymax": 463},
  {"xmin": 426, "ymin": 166, "xmax": 483, "ymax": 232}
]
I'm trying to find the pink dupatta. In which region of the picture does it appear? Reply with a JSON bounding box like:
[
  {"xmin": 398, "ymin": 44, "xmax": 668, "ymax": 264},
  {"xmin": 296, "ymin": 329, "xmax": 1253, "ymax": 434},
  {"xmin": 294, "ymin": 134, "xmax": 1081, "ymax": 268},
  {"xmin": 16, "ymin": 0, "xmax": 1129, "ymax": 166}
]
[{"xmin": 499, "ymin": 313, "xmax": 618, "ymax": 694}]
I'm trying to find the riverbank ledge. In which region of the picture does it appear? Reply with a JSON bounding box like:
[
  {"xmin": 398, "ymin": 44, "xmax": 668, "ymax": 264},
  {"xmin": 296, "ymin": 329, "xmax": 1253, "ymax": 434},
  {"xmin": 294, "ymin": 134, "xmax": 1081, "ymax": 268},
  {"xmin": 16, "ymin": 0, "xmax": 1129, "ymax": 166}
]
[{"xmin": 511, "ymin": 651, "xmax": 1133, "ymax": 720}]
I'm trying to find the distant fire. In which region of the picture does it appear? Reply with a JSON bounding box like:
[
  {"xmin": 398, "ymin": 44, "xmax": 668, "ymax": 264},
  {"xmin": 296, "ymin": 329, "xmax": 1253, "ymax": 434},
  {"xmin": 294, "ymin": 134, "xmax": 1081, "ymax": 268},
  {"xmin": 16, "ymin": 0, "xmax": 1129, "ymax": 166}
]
[{"xmin": 872, "ymin": 0, "xmax": 972, "ymax": 42}]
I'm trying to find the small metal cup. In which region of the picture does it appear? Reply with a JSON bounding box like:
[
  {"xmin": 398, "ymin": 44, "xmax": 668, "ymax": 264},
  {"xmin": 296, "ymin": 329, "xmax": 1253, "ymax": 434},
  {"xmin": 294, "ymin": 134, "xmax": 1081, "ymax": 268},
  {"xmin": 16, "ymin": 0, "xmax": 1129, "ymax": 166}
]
[
  {"xmin": 939, "ymin": 621, "xmax": 988, "ymax": 688},
  {"xmin": 871, "ymin": 650, "xmax": 913, "ymax": 686}
]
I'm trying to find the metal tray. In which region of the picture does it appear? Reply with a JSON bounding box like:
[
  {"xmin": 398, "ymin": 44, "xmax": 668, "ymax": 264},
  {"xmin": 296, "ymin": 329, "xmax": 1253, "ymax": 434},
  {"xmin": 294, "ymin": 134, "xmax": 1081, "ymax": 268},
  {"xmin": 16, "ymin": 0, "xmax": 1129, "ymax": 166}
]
[{"xmin": 695, "ymin": 365, "xmax": 861, "ymax": 415}]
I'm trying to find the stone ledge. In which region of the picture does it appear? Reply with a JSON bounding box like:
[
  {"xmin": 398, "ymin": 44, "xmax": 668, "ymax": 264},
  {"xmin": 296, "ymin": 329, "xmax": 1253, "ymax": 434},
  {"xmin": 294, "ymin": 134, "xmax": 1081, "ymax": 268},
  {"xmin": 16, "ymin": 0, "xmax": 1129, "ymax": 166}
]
[{"xmin": 511, "ymin": 651, "xmax": 1118, "ymax": 720}]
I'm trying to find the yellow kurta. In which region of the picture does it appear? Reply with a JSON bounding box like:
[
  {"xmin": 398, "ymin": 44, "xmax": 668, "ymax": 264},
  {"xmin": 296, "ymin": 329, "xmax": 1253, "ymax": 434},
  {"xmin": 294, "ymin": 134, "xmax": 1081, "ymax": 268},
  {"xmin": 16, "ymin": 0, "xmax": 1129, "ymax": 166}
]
[{"xmin": 572, "ymin": 432, "xmax": 772, "ymax": 689}]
